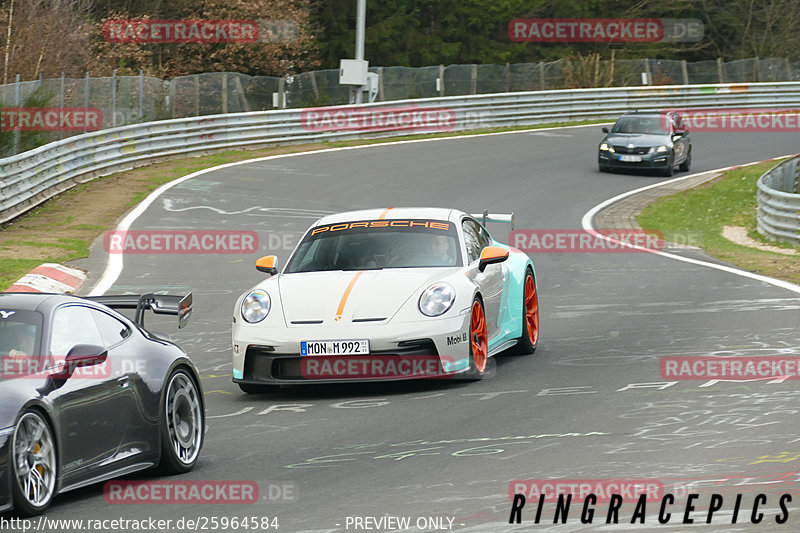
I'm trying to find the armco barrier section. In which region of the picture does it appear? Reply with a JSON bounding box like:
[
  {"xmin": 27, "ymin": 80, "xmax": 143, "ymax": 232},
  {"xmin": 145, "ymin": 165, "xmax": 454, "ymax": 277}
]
[
  {"xmin": 3, "ymin": 82, "xmax": 800, "ymax": 223},
  {"xmin": 757, "ymin": 154, "xmax": 800, "ymax": 246}
]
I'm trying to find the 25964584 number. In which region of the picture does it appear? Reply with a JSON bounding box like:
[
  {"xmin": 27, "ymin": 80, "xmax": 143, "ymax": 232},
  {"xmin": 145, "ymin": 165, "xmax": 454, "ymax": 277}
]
[{"xmin": 194, "ymin": 516, "xmax": 279, "ymax": 530}]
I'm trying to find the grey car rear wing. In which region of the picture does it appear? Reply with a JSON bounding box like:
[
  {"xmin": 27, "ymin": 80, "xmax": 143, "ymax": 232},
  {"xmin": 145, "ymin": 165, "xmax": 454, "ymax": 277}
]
[
  {"xmin": 85, "ymin": 293, "xmax": 193, "ymax": 329},
  {"xmin": 470, "ymin": 210, "xmax": 514, "ymax": 230}
]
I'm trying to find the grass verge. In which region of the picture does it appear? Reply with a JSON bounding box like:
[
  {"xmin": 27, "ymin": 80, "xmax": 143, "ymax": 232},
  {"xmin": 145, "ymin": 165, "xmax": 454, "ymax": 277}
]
[
  {"xmin": 636, "ymin": 158, "xmax": 800, "ymax": 285},
  {"xmin": 0, "ymin": 120, "xmax": 605, "ymax": 290}
]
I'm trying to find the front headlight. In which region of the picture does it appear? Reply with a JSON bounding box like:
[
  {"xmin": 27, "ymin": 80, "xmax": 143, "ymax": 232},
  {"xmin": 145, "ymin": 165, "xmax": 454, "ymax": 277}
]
[
  {"xmin": 600, "ymin": 143, "xmax": 614, "ymax": 152},
  {"xmin": 656, "ymin": 145, "xmax": 669, "ymax": 153},
  {"xmin": 241, "ymin": 290, "xmax": 271, "ymax": 323},
  {"xmin": 419, "ymin": 282, "xmax": 455, "ymax": 317}
]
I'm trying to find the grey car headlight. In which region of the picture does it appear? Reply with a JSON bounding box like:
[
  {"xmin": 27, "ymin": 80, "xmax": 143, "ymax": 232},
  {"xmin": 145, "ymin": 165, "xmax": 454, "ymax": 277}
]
[
  {"xmin": 656, "ymin": 145, "xmax": 669, "ymax": 153},
  {"xmin": 600, "ymin": 143, "xmax": 614, "ymax": 152},
  {"xmin": 241, "ymin": 289, "xmax": 271, "ymax": 323},
  {"xmin": 419, "ymin": 282, "xmax": 456, "ymax": 317}
]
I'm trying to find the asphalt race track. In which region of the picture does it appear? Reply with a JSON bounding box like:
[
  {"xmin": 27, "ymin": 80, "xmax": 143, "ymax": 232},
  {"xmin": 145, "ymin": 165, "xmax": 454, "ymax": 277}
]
[{"xmin": 46, "ymin": 125, "xmax": 800, "ymax": 531}]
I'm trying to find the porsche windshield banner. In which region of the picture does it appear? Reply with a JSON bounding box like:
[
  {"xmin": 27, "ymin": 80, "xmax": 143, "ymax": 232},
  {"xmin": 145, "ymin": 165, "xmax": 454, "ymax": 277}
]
[{"xmin": 310, "ymin": 220, "xmax": 452, "ymax": 236}]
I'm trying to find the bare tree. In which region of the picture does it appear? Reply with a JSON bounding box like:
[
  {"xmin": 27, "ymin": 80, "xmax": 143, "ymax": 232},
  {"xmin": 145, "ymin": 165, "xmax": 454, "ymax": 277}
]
[{"xmin": 0, "ymin": 0, "xmax": 94, "ymax": 80}]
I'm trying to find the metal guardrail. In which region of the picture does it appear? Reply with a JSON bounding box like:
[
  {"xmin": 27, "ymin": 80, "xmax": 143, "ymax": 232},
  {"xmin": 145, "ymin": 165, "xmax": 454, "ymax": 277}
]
[
  {"xmin": 4, "ymin": 81, "xmax": 800, "ymax": 224},
  {"xmin": 757, "ymin": 155, "xmax": 800, "ymax": 246}
]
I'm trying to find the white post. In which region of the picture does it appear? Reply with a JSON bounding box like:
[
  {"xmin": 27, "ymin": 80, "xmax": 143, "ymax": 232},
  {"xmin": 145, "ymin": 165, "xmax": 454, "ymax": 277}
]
[{"xmin": 354, "ymin": 0, "xmax": 366, "ymax": 104}]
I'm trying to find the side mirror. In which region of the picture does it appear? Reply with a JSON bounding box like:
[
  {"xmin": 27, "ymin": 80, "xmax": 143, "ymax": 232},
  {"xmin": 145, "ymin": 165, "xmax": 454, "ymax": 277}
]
[
  {"xmin": 255, "ymin": 255, "xmax": 279, "ymax": 276},
  {"xmin": 601, "ymin": 127, "xmax": 609, "ymax": 133},
  {"xmin": 478, "ymin": 246, "xmax": 509, "ymax": 272},
  {"xmin": 63, "ymin": 344, "xmax": 107, "ymax": 376}
]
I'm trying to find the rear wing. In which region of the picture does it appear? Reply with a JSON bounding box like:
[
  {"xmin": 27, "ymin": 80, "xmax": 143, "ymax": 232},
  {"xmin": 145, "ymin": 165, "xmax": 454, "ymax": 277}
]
[
  {"xmin": 85, "ymin": 293, "xmax": 193, "ymax": 329},
  {"xmin": 470, "ymin": 210, "xmax": 515, "ymax": 230}
]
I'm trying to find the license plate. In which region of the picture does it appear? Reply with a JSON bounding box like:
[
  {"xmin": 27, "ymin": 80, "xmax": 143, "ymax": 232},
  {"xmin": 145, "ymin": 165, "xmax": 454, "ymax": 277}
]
[
  {"xmin": 301, "ymin": 339, "xmax": 370, "ymax": 356},
  {"xmin": 620, "ymin": 155, "xmax": 641, "ymax": 162}
]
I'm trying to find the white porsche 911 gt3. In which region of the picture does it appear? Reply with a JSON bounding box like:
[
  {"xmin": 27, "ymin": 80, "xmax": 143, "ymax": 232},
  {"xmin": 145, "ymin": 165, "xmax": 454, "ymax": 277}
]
[{"xmin": 231, "ymin": 207, "xmax": 538, "ymax": 393}]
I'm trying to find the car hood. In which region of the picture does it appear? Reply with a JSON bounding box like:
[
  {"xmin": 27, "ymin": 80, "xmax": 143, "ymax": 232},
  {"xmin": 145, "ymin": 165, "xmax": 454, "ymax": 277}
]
[
  {"xmin": 603, "ymin": 133, "xmax": 671, "ymax": 147},
  {"xmin": 277, "ymin": 269, "xmax": 458, "ymax": 324}
]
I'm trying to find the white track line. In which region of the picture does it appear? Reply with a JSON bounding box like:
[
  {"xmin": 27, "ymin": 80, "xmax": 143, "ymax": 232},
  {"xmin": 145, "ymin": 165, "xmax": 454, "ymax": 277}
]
[
  {"xmin": 581, "ymin": 155, "xmax": 800, "ymax": 295},
  {"xmin": 88, "ymin": 123, "xmax": 608, "ymax": 295}
]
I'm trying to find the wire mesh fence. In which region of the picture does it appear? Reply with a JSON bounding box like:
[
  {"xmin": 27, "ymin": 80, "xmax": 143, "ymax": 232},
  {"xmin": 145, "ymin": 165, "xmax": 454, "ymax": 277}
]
[{"xmin": 2, "ymin": 56, "xmax": 800, "ymax": 155}]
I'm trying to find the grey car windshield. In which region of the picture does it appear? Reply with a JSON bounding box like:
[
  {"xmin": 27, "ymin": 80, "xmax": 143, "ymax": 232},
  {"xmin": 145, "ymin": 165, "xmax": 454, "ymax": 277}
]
[
  {"xmin": 286, "ymin": 220, "xmax": 462, "ymax": 272},
  {"xmin": 611, "ymin": 116, "xmax": 668, "ymax": 134}
]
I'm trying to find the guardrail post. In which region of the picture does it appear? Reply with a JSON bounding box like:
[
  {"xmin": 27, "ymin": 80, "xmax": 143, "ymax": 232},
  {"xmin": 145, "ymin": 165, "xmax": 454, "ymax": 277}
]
[
  {"xmin": 794, "ymin": 161, "xmax": 800, "ymax": 194},
  {"xmin": 438, "ymin": 64, "xmax": 444, "ymax": 97},
  {"xmin": 681, "ymin": 60, "xmax": 689, "ymax": 85},
  {"xmin": 222, "ymin": 73, "xmax": 228, "ymax": 113},
  {"xmin": 504, "ymin": 63, "xmax": 510, "ymax": 92},
  {"xmin": 138, "ymin": 69, "xmax": 144, "ymax": 120},
  {"xmin": 377, "ymin": 67, "xmax": 384, "ymax": 101},
  {"xmin": 278, "ymin": 77, "xmax": 285, "ymax": 109},
  {"xmin": 194, "ymin": 76, "xmax": 200, "ymax": 116},
  {"xmin": 539, "ymin": 62, "xmax": 545, "ymax": 90},
  {"xmin": 112, "ymin": 69, "xmax": 117, "ymax": 126},
  {"xmin": 169, "ymin": 78, "xmax": 175, "ymax": 118},
  {"xmin": 59, "ymin": 71, "xmax": 65, "ymax": 140},
  {"xmin": 309, "ymin": 71, "xmax": 319, "ymax": 101},
  {"xmin": 717, "ymin": 58, "xmax": 724, "ymax": 83},
  {"xmin": 754, "ymin": 57, "xmax": 760, "ymax": 82},
  {"xmin": 471, "ymin": 64, "xmax": 477, "ymax": 94},
  {"xmin": 84, "ymin": 71, "xmax": 90, "ymax": 131},
  {"xmin": 13, "ymin": 73, "xmax": 20, "ymax": 154}
]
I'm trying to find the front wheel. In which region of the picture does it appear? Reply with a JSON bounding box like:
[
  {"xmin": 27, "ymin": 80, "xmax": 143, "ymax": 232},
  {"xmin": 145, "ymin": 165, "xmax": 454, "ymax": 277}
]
[
  {"xmin": 661, "ymin": 156, "xmax": 675, "ymax": 177},
  {"xmin": 11, "ymin": 411, "xmax": 57, "ymax": 516},
  {"xmin": 464, "ymin": 297, "xmax": 489, "ymax": 380},
  {"xmin": 159, "ymin": 369, "xmax": 204, "ymax": 474},
  {"xmin": 679, "ymin": 150, "xmax": 691, "ymax": 172},
  {"xmin": 513, "ymin": 270, "xmax": 539, "ymax": 355}
]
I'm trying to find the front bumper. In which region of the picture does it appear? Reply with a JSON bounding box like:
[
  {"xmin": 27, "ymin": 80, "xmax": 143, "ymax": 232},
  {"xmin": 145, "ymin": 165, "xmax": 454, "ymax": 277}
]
[
  {"xmin": 232, "ymin": 315, "xmax": 472, "ymax": 385},
  {"xmin": 598, "ymin": 150, "xmax": 671, "ymax": 169}
]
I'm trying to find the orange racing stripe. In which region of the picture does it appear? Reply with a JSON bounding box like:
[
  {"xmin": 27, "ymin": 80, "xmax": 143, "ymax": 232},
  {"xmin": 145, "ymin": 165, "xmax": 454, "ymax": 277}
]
[
  {"xmin": 378, "ymin": 207, "xmax": 395, "ymax": 220},
  {"xmin": 335, "ymin": 270, "xmax": 365, "ymax": 321}
]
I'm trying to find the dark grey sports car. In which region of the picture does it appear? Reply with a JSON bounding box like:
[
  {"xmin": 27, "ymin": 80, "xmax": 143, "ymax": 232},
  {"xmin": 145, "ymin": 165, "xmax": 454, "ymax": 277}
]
[
  {"xmin": 598, "ymin": 111, "xmax": 692, "ymax": 176},
  {"xmin": 0, "ymin": 292, "xmax": 203, "ymax": 516}
]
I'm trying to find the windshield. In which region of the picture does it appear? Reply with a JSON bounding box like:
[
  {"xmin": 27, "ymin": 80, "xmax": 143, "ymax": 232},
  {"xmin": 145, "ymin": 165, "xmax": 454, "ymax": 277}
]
[
  {"xmin": 611, "ymin": 116, "xmax": 668, "ymax": 134},
  {"xmin": 285, "ymin": 219, "xmax": 462, "ymax": 272},
  {"xmin": 0, "ymin": 309, "xmax": 43, "ymax": 381}
]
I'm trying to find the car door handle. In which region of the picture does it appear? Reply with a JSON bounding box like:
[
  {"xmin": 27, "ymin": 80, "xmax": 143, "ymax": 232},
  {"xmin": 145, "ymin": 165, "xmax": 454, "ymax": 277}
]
[{"xmin": 117, "ymin": 375, "xmax": 129, "ymax": 386}]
